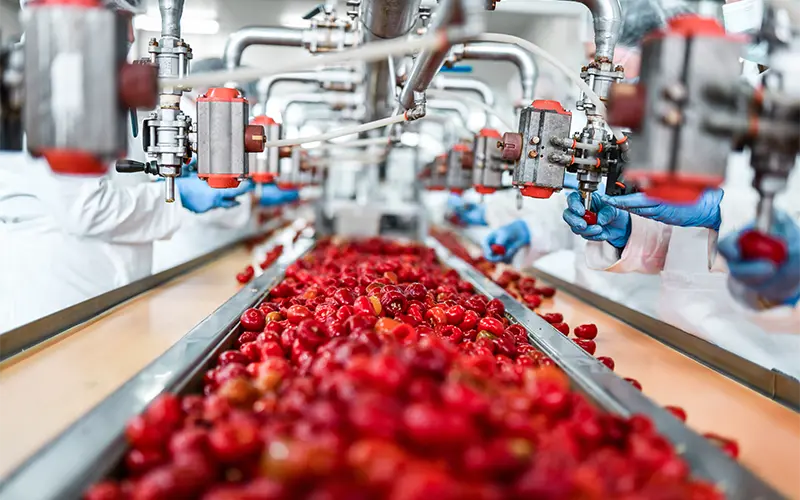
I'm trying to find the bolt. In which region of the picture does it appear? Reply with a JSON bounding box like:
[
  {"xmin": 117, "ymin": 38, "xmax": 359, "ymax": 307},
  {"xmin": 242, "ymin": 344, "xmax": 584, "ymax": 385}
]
[
  {"xmin": 661, "ymin": 108, "xmax": 682, "ymax": 126},
  {"xmin": 532, "ymin": 136, "xmax": 540, "ymax": 144},
  {"xmin": 528, "ymin": 150, "xmax": 538, "ymax": 158},
  {"xmin": 615, "ymin": 65, "xmax": 624, "ymax": 72},
  {"xmin": 663, "ymin": 83, "xmax": 688, "ymax": 103},
  {"xmin": 496, "ymin": 141, "xmax": 504, "ymax": 148}
]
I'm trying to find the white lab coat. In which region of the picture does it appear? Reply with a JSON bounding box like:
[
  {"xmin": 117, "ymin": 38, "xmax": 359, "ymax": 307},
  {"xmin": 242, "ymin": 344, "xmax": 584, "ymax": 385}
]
[
  {"xmin": 584, "ymin": 153, "xmax": 800, "ymax": 378},
  {"xmin": 0, "ymin": 152, "xmax": 183, "ymax": 333}
]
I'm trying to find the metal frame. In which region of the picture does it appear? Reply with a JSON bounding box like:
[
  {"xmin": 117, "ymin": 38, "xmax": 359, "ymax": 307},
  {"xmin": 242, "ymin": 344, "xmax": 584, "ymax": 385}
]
[
  {"xmin": 0, "ymin": 233, "xmax": 315, "ymax": 500},
  {"xmin": 0, "ymin": 218, "xmax": 286, "ymax": 363},
  {"xmin": 427, "ymin": 237, "xmax": 784, "ymax": 500},
  {"xmin": 526, "ymin": 267, "xmax": 800, "ymax": 412}
]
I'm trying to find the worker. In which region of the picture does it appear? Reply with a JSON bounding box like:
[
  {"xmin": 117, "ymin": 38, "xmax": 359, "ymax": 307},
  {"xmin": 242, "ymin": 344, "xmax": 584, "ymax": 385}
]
[{"xmin": 0, "ymin": 1, "xmax": 252, "ymax": 333}]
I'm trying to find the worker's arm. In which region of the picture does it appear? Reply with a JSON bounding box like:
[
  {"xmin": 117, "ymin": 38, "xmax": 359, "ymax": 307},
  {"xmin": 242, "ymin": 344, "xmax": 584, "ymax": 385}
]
[{"xmin": 38, "ymin": 172, "xmax": 184, "ymax": 244}]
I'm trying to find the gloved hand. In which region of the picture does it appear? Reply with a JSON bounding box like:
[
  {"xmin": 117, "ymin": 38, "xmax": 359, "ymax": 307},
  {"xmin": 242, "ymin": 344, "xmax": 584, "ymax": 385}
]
[
  {"xmin": 563, "ymin": 191, "xmax": 631, "ymax": 248},
  {"xmin": 482, "ymin": 220, "xmax": 531, "ymax": 263},
  {"xmin": 604, "ymin": 189, "xmax": 724, "ymax": 231},
  {"xmin": 175, "ymin": 176, "xmax": 254, "ymax": 214},
  {"xmin": 447, "ymin": 194, "xmax": 487, "ymax": 226},
  {"xmin": 259, "ymin": 184, "xmax": 299, "ymax": 207},
  {"xmin": 718, "ymin": 210, "xmax": 800, "ymax": 308}
]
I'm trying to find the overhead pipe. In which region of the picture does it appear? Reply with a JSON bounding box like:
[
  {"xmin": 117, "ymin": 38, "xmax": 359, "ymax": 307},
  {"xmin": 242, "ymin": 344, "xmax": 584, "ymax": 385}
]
[
  {"xmin": 279, "ymin": 93, "xmax": 362, "ymax": 121},
  {"xmin": 455, "ymin": 42, "xmax": 537, "ymax": 106},
  {"xmin": 222, "ymin": 27, "xmax": 306, "ymax": 71},
  {"xmin": 428, "ymin": 99, "xmax": 472, "ymax": 127},
  {"xmin": 568, "ymin": 0, "xmax": 622, "ymax": 62},
  {"xmin": 258, "ymin": 71, "xmax": 362, "ymax": 109},
  {"xmin": 361, "ymin": 0, "xmax": 424, "ymax": 119},
  {"xmin": 431, "ymin": 75, "xmax": 494, "ymax": 107},
  {"xmin": 398, "ymin": 0, "xmax": 484, "ymax": 111}
]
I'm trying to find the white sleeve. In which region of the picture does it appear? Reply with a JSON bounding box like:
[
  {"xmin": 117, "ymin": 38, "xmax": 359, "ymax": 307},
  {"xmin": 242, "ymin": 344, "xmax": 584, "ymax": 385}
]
[
  {"xmin": 38, "ymin": 173, "xmax": 183, "ymax": 244},
  {"xmin": 514, "ymin": 194, "xmax": 574, "ymax": 268},
  {"xmin": 584, "ymin": 214, "xmax": 672, "ymax": 274}
]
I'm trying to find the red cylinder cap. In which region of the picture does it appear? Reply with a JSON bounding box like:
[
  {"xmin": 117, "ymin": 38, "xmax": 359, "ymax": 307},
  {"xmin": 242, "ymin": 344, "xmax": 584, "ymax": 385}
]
[
  {"xmin": 520, "ymin": 184, "xmax": 555, "ymax": 199},
  {"xmin": 668, "ymin": 14, "xmax": 727, "ymax": 37},
  {"xmin": 34, "ymin": 0, "xmax": 101, "ymax": 7},
  {"xmin": 200, "ymin": 174, "xmax": 241, "ymax": 189},
  {"xmin": 475, "ymin": 185, "xmax": 497, "ymax": 195},
  {"xmin": 626, "ymin": 171, "xmax": 723, "ymax": 203},
  {"xmin": 427, "ymin": 186, "xmax": 446, "ymax": 191},
  {"xmin": 42, "ymin": 149, "xmax": 108, "ymax": 175},
  {"xmin": 532, "ymin": 100, "xmax": 571, "ymax": 116},
  {"xmin": 277, "ymin": 182, "xmax": 301, "ymax": 191},
  {"xmin": 478, "ymin": 128, "xmax": 501, "ymax": 139},
  {"xmin": 453, "ymin": 143, "xmax": 471, "ymax": 153},
  {"xmin": 251, "ymin": 172, "xmax": 276, "ymax": 184},
  {"xmin": 449, "ymin": 188, "xmax": 465, "ymax": 195},
  {"xmin": 198, "ymin": 87, "xmax": 246, "ymax": 103},
  {"xmin": 251, "ymin": 115, "xmax": 279, "ymax": 126}
]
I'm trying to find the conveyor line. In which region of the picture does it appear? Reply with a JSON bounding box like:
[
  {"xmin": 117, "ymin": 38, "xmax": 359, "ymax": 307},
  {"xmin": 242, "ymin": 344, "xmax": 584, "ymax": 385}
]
[{"xmin": 0, "ymin": 235, "xmax": 793, "ymax": 499}]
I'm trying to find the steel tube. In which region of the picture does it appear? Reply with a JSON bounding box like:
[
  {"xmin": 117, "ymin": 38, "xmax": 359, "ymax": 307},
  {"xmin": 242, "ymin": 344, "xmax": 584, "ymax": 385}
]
[
  {"xmin": 459, "ymin": 42, "xmax": 537, "ymax": 105},
  {"xmin": 568, "ymin": 0, "xmax": 622, "ymax": 62},
  {"xmin": 432, "ymin": 75, "xmax": 495, "ymax": 107},
  {"xmin": 222, "ymin": 26, "xmax": 305, "ymax": 71},
  {"xmin": 259, "ymin": 71, "xmax": 361, "ymax": 109},
  {"xmin": 158, "ymin": 0, "xmax": 184, "ymax": 39}
]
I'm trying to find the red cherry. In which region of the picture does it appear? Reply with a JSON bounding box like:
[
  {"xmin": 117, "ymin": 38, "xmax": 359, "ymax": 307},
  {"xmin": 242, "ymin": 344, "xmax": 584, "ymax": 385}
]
[
  {"xmin": 124, "ymin": 415, "xmax": 168, "ymax": 450},
  {"xmin": 490, "ymin": 244, "xmax": 506, "ymax": 256},
  {"xmin": 596, "ymin": 356, "xmax": 615, "ymax": 371},
  {"xmin": 237, "ymin": 331, "xmax": 257, "ymax": 346},
  {"xmin": 738, "ymin": 229, "xmax": 788, "ymax": 265},
  {"xmin": 404, "ymin": 282, "xmax": 427, "ymax": 301},
  {"xmin": 573, "ymin": 323, "xmax": 598, "ymax": 339},
  {"xmin": 536, "ymin": 286, "xmax": 556, "ymax": 298},
  {"xmin": 145, "ymin": 394, "xmax": 183, "ymax": 430},
  {"xmin": 208, "ymin": 420, "xmax": 261, "ymax": 463},
  {"xmin": 168, "ymin": 428, "xmax": 208, "ymax": 456},
  {"xmin": 703, "ymin": 433, "xmax": 739, "ymax": 459},
  {"xmin": 259, "ymin": 341, "xmax": 284, "ymax": 359},
  {"xmin": 84, "ymin": 482, "xmax": 126, "ymax": 500},
  {"xmin": 240, "ymin": 308, "xmax": 266, "ymax": 331},
  {"xmin": 425, "ymin": 306, "xmax": 448, "ymax": 327},
  {"xmin": 552, "ymin": 322, "xmax": 569, "ymax": 335},
  {"xmin": 665, "ymin": 406, "xmax": 687, "ymax": 422},
  {"xmin": 125, "ymin": 448, "xmax": 166, "ymax": 476},
  {"xmin": 485, "ymin": 298, "xmax": 505, "ymax": 318},
  {"xmin": 286, "ymin": 305, "xmax": 313, "ymax": 324},
  {"xmin": 239, "ymin": 342, "xmax": 261, "ymax": 362},
  {"xmin": 217, "ymin": 350, "xmax": 249, "ymax": 367},
  {"xmin": 573, "ymin": 338, "xmax": 596, "ymax": 355},
  {"xmin": 236, "ymin": 266, "xmax": 255, "ymax": 284},
  {"xmin": 458, "ymin": 309, "xmax": 479, "ymax": 331},
  {"xmin": 583, "ymin": 210, "xmax": 598, "ymax": 225},
  {"xmin": 477, "ymin": 317, "xmax": 504, "ymax": 337},
  {"xmin": 539, "ymin": 312, "xmax": 563, "ymax": 324},
  {"xmin": 625, "ymin": 378, "xmax": 643, "ymax": 391},
  {"xmin": 445, "ymin": 304, "xmax": 465, "ymax": 325},
  {"xmin": 523, "ymin": 294, "xmax": 542, "ymax": 308}
]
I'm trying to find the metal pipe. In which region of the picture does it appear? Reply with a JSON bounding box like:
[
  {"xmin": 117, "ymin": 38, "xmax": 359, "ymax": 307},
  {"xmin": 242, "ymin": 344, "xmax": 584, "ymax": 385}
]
[
  {"xmin": 428, "ymin": 99, "xmax": 471, "ymax": 127},
  {"xmin": 432, "ymin": 75, "xmax": 495, "ymax": 107},
  {"xmin": 568, "ymin": 0, "xmax": 622, "ymax": 62},
  {"xmin": 399, "ymin": 0, "xmax": 483, "ymax": 111},
  {"xmin": 259, "ymin": 71, "xmax": 361, "ymax": 109},
  {"xmin": 362, "ymin": 0, "xmax": 424, "ymax": 119},
  {"xmin": 279, "ymin": 93, "xmax": 361, "ymax": 120},
  {"xmin": 459, "ymin": 42, "xmax": 537, "ymax": 105},
  {"xmin": 158, "ymin": 0, "xmax": 184, "ymax": 39},
  {"xmin": 222, "ymin": 26, "xmax": 305, "ymax": 71}
]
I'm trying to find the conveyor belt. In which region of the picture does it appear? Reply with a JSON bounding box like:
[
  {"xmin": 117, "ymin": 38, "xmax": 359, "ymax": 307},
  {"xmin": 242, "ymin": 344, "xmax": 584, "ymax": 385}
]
[
  {"xmin": 445, "ymin": 229, "xmax": 800, "ymax": 499},
  {"xmin": 0, "ymin": 238, "xmax": 278, "ymax": 480},
  {"xmin": 0, "ymin": 235, "xmax": 795, "ymax": 499}
]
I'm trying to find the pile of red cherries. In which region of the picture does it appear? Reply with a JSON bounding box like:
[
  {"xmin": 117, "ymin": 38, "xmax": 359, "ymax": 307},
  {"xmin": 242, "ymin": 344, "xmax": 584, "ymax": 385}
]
[{"xmin": 86, "ymin": 238, "xmax": 723, "ymax": 500}]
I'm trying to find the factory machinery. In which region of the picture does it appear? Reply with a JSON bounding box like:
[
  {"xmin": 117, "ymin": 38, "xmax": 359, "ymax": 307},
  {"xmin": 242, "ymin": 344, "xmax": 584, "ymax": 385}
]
[{"xmin": 0, "ymin": 0, "xmax": 799, "ymax": 498}]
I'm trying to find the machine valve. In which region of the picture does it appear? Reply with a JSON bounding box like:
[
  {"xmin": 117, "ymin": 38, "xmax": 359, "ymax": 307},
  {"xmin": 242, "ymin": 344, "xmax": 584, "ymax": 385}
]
[
  {"xmin": 472, "ymin": 128, "xmax": 511, "ymax": 194},
  {"xmin": 446, "ymin": 142, "xmax": 474, "ymax": 194}
]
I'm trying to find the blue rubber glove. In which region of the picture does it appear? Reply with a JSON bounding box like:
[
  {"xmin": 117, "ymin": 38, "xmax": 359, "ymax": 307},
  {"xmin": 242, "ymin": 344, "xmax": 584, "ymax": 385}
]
[
  {"xmin": 459, "ymin": 203, "xmax": 487, "ymax": 226},
  {"xmin": 563, "ymin": 191, "xmax": 632, "ymax": 248},
  {"xmin": 482, "ymin": 220, "xmax": 531, "ymax": 263},
  {"xmin": 259, "ymin": 184, "xmax": 299, "ymax": 207},
  {"xmin": 718, "ymin": 211, "xmax": 800, "ymax": 308},
  {"xmin": 175, "ymin": 176, "xmax": 254, "ymax": 214},
  {"xmin": 604, "ymin": 189, "xmax": 724, "ymax": 231}
]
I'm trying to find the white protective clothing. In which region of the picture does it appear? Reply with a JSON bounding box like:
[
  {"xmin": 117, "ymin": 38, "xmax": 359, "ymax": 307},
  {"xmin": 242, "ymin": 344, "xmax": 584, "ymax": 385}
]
[
  {"xmin": 584, "ymin": 154, "xmax": 800, "ymax": 379},
  {"xmin": 0, "ymin": 152, "xmax": 182, "ymax": 333}
]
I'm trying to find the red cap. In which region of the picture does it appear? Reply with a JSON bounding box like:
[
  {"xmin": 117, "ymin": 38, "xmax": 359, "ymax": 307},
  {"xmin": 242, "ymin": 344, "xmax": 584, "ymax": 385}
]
[
  {"xmin": 251, "ymin": 115, "xmax": 278, "ymax": 126},
  {"xmin": 198, "ymin": 87, "xmax": 246, "ymax": 103},
  {"xmin": 449, "ymin": 188, "xmax": 465, "ymax": 195},
  {"xmin": 520, "ymin": 184, "xmax": 555, "ymax": 199},
  {"xmin": 453, "ymin": 143, "xmax": 471, "ymax": 153},
  {"xmin": 427, "ymin": 186, "xmax": 446, "ymax": 191},
  {"xmin": 646, "ymin": 14, "xmax": 740, "ymax": 42},
  {"xmin": 478, "ymin": 128, "xmax": 501, "ymax": 139},
  {"xmin": 34, "ymin": 0, "xmax": 101, "ymax": 7},
  {"xmin": 42, "ymin": 149, "xmax": 107, "ymax": 175},
  {"xmin": 532, "ymin": 100, "xmax": 571, "ymax": 116},
  {"xmin": 277, "ymin": 182, "xmax": 301, "ymax": 191},
  {"xmin": 626, "ymin": 171, "xmax": 723, "ymax": 203},
  {"xmin": 200, "ymin": 174, "xmax": 241, "ymax": 188},
  {"xmin": 251, "ymin": 172, "xmax": 276, "ymax": 184},
  {"xmin": 475, "ymin": 185, "xmax": 497, "ymax": 195}
]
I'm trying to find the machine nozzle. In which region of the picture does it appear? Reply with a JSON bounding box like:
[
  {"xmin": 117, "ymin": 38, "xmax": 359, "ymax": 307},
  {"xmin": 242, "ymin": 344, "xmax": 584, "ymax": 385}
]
[{"xmin": 165, "ymin": 176, "xmax": 176, "ymax": 203}]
